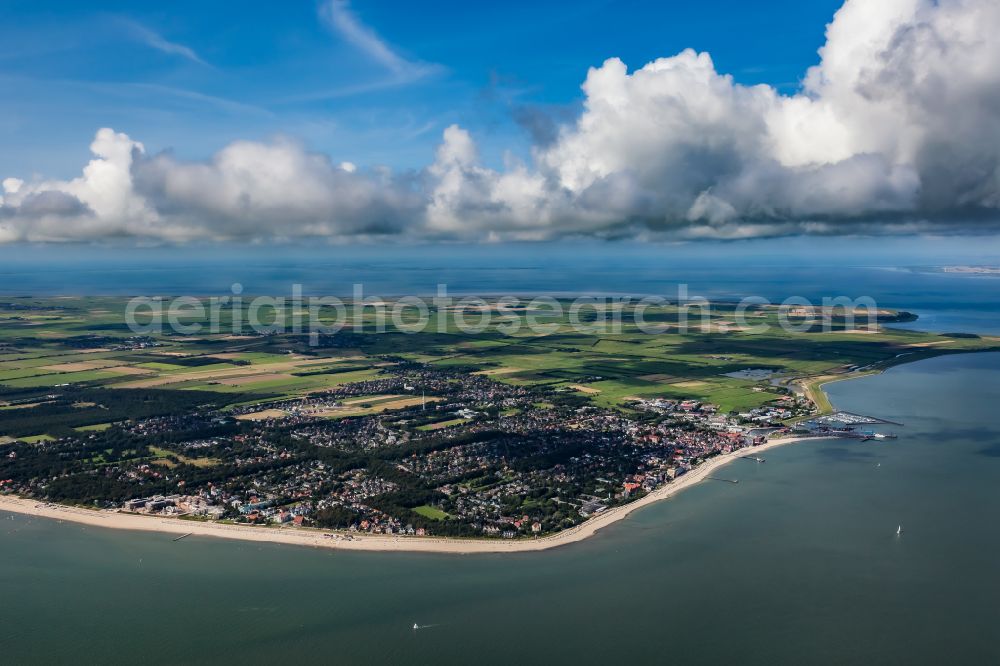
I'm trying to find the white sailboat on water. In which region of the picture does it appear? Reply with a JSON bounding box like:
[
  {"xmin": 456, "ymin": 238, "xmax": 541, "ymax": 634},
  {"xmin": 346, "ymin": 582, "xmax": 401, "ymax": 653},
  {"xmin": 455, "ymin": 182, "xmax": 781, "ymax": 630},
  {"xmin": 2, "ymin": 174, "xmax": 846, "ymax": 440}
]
[{"xmin": 896, "ymin": 525, "xmax": 902, "ymax": 536}]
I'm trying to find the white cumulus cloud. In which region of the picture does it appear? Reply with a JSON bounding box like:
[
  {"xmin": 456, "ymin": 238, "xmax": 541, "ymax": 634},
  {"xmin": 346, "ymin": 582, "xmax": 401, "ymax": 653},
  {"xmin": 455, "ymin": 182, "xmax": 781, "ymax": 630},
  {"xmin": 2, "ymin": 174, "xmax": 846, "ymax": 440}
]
[
  {"xmin": 419, "ymin": 0, "xmax": 1000, "ymax": 239},
  {"xmin": 3, "ymin": 0, "xmax": 1000, "ymax": 243}
]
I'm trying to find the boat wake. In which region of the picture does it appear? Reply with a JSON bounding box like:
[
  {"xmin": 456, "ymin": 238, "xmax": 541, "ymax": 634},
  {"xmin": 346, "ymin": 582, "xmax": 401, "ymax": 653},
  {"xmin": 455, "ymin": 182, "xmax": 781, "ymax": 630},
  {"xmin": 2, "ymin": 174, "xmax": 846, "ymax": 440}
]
[{"xmin": 412, "ymin": 623, "xmax": 441, "ymax": 631}]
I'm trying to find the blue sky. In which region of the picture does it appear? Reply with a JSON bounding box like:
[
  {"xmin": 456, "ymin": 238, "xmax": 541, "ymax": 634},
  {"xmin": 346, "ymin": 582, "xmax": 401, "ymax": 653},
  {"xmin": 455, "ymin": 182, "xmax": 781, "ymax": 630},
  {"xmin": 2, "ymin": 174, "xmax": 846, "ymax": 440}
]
[
  {"xmin": 0, "ymin": 0, "xmax": 842, "ymax": 177},
  {"xmin": 1, "ymin": 0, "xmax": 998, "ymax": 246}
]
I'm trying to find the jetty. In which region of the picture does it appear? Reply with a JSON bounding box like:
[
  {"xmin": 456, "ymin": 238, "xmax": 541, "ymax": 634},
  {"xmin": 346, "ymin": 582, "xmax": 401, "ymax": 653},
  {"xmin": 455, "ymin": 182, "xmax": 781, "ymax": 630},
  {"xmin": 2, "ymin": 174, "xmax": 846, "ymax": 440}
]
[
  {"xmin": 796, "ymin": 412, "xmax": 902, "ymax": 441},
  {"xmin": 811, "ymin": 411, "xmax": 903, "ymax": 427}
]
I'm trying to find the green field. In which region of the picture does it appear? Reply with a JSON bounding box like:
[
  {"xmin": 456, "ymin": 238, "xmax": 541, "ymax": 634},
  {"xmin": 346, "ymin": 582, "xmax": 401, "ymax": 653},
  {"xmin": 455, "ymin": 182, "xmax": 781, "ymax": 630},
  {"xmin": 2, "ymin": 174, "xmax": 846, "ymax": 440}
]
[
  {"xmin": 148, "ymin": 445, "xmax": 220, "ymax": 468},
  {"xmin": 412, "ymin": 505, "xmax": 450, "ymax": 520},
  {"xmin": 19, "ymin": 434, "xmax": 56, "ymax": 443},
  {"xmin": 0, "ymin": 296, "xmax": 996, "ymax": 441},
  {"xmin": 74, "ymin": 423, "xmax": 113, "ymax": 432},
  {"xmin": 417, "ymin": 417, "xmax": 468, "ymax": 431}
]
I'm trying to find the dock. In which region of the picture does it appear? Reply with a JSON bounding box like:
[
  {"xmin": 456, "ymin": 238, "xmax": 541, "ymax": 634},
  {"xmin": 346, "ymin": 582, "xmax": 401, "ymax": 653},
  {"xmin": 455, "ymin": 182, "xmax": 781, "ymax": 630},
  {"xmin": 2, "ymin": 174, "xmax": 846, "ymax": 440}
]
[
  {"xmin": 810, "ymin": 411, "xmax": 904, "ymax": 427},
  {"xmin": 812, "ymin": 431, "xmax": 897, "ymax": 441}
]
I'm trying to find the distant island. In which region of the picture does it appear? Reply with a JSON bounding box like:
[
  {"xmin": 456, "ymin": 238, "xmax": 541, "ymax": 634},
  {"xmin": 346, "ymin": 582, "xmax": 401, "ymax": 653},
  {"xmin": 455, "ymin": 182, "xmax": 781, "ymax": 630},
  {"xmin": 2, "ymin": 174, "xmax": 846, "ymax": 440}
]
[
  {"xmin": 1, "ymin": 296, "xmax": 996, "ymax": 551},
  {"xmin": 939, "ymin": 266, "xmax": 1000, "ymax": 275}
]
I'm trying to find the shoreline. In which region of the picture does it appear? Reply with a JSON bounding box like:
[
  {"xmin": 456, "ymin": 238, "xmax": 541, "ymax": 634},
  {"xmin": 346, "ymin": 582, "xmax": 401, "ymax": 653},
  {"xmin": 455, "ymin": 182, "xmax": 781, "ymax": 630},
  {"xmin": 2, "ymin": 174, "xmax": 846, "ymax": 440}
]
[{"xmin": 0, "ymin": 435, "xmax": 814, "ymax": 554}]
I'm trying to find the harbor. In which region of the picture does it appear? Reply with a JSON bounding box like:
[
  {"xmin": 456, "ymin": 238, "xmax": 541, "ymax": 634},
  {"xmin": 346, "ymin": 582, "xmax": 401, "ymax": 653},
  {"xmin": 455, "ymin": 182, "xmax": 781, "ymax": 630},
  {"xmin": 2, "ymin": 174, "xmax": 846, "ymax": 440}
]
[{"xmin": 793, "ymin": 411, "xmax": 902, "ymax": 441}]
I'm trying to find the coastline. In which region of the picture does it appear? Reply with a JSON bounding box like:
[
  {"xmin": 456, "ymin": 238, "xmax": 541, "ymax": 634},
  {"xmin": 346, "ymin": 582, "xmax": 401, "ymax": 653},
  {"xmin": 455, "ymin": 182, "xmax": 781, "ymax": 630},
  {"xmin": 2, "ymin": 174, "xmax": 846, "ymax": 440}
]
[
  {"xmin": 792, "ymin": 345, "xmax": 996, "ymax": 417},
  {"xmin": 0, "ymin": 434, "xmax": 814, "ymax": 554}
]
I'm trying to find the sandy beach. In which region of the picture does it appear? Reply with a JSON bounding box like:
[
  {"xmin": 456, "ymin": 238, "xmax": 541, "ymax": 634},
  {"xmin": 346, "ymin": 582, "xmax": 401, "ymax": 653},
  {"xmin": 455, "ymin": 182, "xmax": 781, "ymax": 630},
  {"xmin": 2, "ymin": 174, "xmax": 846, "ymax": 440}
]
[{"xmin": 0, "ymin": 435, "xmax": 812, "ymax": 554}]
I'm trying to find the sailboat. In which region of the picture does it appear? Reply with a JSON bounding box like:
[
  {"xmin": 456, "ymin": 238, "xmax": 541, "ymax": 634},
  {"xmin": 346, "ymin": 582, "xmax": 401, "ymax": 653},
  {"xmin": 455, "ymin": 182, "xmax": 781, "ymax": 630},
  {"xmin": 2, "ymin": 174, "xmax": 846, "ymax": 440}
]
[
  {"xmin": 896, "ymin": 525, "xmax": 902, "ymax": 535},
  {"xmin": 412, "ymin": 623, "xmax": 419, "ymax": 630}
]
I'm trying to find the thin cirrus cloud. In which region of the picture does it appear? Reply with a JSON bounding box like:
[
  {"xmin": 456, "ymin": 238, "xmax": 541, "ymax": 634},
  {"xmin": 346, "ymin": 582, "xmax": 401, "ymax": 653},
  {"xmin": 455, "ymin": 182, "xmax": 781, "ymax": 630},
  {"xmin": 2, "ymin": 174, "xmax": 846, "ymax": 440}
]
[
  {"xmin": 319, "ymin": 0, "xmax": 440, "ymax": 82},
  {"xmin": 280, "ymin": 1, "xmax": 444, "ymax": 104},
  {"xmin": 2, "ymin": 0, "xmax": 1000, "ymax": 244},
  {"xmin": 117, "ymin": 18, "xmax": 209, "ymax": 66}
]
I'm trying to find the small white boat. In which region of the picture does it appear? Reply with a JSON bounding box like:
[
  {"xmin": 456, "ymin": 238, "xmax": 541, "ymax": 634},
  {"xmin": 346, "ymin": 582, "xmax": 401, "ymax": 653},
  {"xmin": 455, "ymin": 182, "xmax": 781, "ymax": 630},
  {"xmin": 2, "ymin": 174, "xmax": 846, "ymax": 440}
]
[
  {"xmin": 896, "ymin": 525, "xmax": 902, "ymax": 535},
  {"xmin": 412, "ymin": 623, "xmax": 419, "ymax": 630}
]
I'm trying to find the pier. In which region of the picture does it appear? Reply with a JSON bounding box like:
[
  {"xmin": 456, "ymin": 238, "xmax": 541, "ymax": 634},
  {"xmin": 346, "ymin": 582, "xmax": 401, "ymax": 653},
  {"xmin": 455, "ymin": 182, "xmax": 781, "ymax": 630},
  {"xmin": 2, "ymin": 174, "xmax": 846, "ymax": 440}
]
[
  {"xmin": 795, "ymin": 430, "xmax": 898, "ymax": 441},
  {"xmin": 810, "ymin": 411, "xmax": 904, "ymax": 427},
  {"xmin": 796, "ymin": 411, "xmax": 902, "ymax": 441}
]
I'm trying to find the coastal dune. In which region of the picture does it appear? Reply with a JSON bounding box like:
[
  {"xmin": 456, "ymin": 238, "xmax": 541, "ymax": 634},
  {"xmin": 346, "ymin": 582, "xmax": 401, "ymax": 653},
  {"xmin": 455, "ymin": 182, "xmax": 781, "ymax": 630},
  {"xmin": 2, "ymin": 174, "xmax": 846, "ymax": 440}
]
[{"xmin": 0, "ymin": 436, "xmax": 810, "ymax": 554}]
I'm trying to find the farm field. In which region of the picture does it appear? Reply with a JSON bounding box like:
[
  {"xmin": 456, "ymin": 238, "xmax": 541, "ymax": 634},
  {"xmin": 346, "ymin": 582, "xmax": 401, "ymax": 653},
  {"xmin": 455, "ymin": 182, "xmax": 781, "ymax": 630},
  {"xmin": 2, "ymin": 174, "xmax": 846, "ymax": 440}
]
[{"xmin": 0, "ymin": 296, "xmax": 995, "ymax": 442}]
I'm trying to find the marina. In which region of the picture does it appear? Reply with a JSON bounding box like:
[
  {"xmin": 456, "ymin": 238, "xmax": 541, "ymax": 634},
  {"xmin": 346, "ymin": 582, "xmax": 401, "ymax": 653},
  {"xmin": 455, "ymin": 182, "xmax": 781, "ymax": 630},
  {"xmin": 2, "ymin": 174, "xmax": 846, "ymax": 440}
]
[
  {"xmin": 795, "ymin": 411, "xmax": 903, "ymax": 441},
  {"xmin": 809, "ymin": 411, "xmax": 903, "ymax": 427}
]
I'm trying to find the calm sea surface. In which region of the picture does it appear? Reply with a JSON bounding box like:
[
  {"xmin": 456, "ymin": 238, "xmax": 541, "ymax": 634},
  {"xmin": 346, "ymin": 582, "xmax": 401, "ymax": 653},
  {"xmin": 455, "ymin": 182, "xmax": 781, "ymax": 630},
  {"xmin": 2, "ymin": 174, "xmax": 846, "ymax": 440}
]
[
  {"xmin": 0, "ymin": 246, "xmax": 996, "ymax": 333},
  {"xmin": 2, "ymin": 352, "xmax": 999, "ymax": 665}
]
